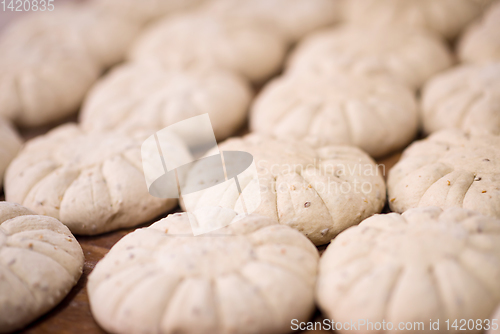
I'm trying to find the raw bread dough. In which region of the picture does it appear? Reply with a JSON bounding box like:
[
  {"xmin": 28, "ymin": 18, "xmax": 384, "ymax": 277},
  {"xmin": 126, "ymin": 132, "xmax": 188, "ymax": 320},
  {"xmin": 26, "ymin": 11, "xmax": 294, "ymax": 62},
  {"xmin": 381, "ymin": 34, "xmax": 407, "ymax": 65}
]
[
  {"xmin": 288, "ymin": 26, "xmax": 453, "ymax": 90},
  {"xmin": 421, "ymin": 62, "xmax": 500, "ymax": 135},
  {"xmin": 23, "ymin": 3, "xmax": 142, "ymax": 69},
  {"xmin": 91, "ymin": 0, "xmax": 204, "ymax": 23},
  {"xmin": 0, "ymin": 118, "xmax": 22, "ymax": 189},
  {"xmin": 0, "ymin": 201, "xmax": 84, "ymax": 333},
  {"xmin": 459, "ymin": 2, "xmax": 500, "ymax": 63},
  {"xmin": 181, "ymin": 134, "xmax": 386, "ymax": 245},
  {"xmin": 250, "ymin": 72, "xmax": 418, "ymax": 158},
  {"xmin": 80, "ymin": 62, "xmax": 252, "ymax": 141},
  {"xmin": 0, "ymin": 2, "xmax": 140, "ymax": 127},
  {"xmin": 4, "ymin": 124, "xmax": 189, "ymax": 235},
  {"xmin": 343, "ymin": 0, "xmax": 488, "ymax": 39},
  {"xmin": 88, "ymin": 213, "xmax": 318, "ymax": 334},
  {"xmin": 388, "ymin": 129, "xmax": 500, "ymax": 218},
  {"xmin": 317, "ymin": 206, "xmax": 500, "ymax": 334},
  {"xmin": 0, "ymin": 17, "xmax": 98, "ymax": 127},
  {"xmin": 129, "ymin": 12, "xmax": 287, "ymax": 83},
  {"xmin": 201, "ymin": 0, "xmax": 340, "ymax": 42}
]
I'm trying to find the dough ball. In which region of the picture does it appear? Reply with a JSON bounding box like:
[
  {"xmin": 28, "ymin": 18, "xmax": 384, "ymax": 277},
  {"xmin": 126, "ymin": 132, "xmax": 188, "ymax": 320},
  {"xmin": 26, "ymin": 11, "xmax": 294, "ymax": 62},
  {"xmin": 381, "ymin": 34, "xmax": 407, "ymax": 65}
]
[
  {"xmin": 88, "ymin": 213, "xmax": 318, "ymax": 334},
  {"xmin": 318, "ymin": 206, "xmax": 500, "ymax": 334},
  {"xmin": 0, "ymin": 118, "xmax": 22, "ymax": 189},
  {"xmin": 0, "ymin": 15, "xmax": 98, "ymax": 127},
  {"xmin": 4, "ymin": 124, "xmax": 189, "ymax": 235},
  {"xmin": 388, "ymin": 129, "xmax": 500, "ymax": 218},
  {"xmin": 459, "ymin": 2, "xmax": 500, "ymax": 64},
  {"xmin": 181, "ymin": 134, "xmax": 386, "ymax": 245},
  {"xmin": 421, "ymin": 62, "xmax": 500, "ymax": 135},
  {"xmin": 129, "ymin": 12, "xmax": 287, "ymax": 83},
  {"xmin": 250, "ymin": 72, "xmax": 418, "ymax": 158},
  {"xmin": 343, "ymin": 0, "xmax": 488, "ymax": 40},
  {"xmin": 22, "ymin": 3, "xmax": 142, "ymax": 69},
  {"xmin": 0, "ymin": 2, "xmax": 140, "ymax": 127},
  {"xmin": 0, "ymin": 201, "xmax": 84, "ymax": 333},
  {"xmin": 81, "ymin": 62, "xmax": 252, "ymax": 141},
  {"xmin": 201, "ymin": 0, "xmax": 341, "ymax": 42},
  {"xmin": 288, "ymin": 25, "xmax": 453, "ymax": 90}
]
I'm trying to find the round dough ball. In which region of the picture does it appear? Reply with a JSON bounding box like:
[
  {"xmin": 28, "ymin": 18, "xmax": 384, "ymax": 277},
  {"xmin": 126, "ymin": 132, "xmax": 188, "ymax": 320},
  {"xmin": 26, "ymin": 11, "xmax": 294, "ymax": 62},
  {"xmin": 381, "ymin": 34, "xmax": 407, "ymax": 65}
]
[
  {"xmin": 388, "ymin": 129, "xmax": 500, "ymax": 218},
  {"xmin": 4, "ymin": 124, "xmax": 189, "ymax": 235},
  {"xmin": 250, "ymin": 72, "xmax": 418, "ymax": 158},
  {"xmin": 91, "ymin": 0, "xmax": 204, "ymax": 24},
  {"xmin": 459, "ymin": 2, "xmax": 500, "ymax": 63},
  {"xmin": 129, "ymin": 12, "xmax": 287, "ymax": 83},
  {"xmin": 202, "ymin": 0, "xmax": 341, "ymax": 42},
  {"xmin": 421, "ymin": 62, "xmax": 500, "ymax": 135},
  {"xmin": 0, "ymin": 201, "xmax": 84, "ymax": 333},
  {"xmin": 181, "ymin": 134, "xmax": 386, "ymax": 245},
  {"xmin": 317, "ymin": 206, "xmax": 500, "ymax": 334},
  {"xmin": 0, "ymin": 15, "xmax": 99, "ymax": 127},
  {"xmin": 81, "ymin": 62, "xmax": 252, "ymax": 141},
  {"xmin": 343, "ymin": 0, "xmax": 488, "ymax": 40},
  {"xmin": 23, "ymin": 3, "xmax": 142, "ymax": 69},
  {"xmin": 88, "ymin": 213, "xmax": 319, "ymax": 334},
  {"xmin": 288, "ymin": 26, "xmax": 453, "ymax": 90},
  {"xmin": 0, "ymin": 118, "xmax": 22, "ymax": 189}
]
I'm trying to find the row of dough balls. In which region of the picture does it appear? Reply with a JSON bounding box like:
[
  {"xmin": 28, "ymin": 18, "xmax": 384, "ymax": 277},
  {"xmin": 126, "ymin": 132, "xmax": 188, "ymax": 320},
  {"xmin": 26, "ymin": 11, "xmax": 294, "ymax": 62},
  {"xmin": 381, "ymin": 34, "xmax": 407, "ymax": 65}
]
[
  {"xmin": 78, "ymin": 0, "xmax": 341, "ymax": 143},
  {"xmin": 4, "ymin": 201, "xmax": 500, "ymax": 334},
  {"xmin": 79, "ymin": 7, "xmax": 467, "ymax": 159},
  {"xmin": 86, "ymin": 207, "xmax": 500, "ymax": 334},
  {"xmin": 0, "ymin": 0, "xmax": 341, "ymax": 131},
  {"xmin": 2, "ymin": 0, "xmax": 497, "ymax": 144},
  {"xmin": 3, "ymin": 125, "xmax": 386, "ymax": 246},
  {"xmin": 248, "ymin": 24, "xmax": 447, "ymax": 158},
  {"xmin": 251, "ymin": 1, "xmax": 500, "ymax": 158},
  {"xmin": 0, "ymin": 202, "xmax": 84, "ymax": 333}
]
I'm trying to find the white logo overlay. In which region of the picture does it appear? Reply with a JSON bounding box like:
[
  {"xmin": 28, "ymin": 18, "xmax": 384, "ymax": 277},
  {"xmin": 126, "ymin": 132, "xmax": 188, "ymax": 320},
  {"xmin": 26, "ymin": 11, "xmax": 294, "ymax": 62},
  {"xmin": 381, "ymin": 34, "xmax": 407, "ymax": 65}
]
[{"xmin": 141, "ymin": 114, "xmax": 261, "ymax": 235}]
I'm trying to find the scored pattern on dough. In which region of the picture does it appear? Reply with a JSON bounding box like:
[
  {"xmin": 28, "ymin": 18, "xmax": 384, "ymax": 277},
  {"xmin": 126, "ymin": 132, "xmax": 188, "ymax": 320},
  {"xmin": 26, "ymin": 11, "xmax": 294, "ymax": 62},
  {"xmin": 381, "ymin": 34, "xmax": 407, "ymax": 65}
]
[
  {"xmin": 287, "ymin": 26, "xmax": 453, "ymax": 89},
  {"xmin": 422, "ymin": 63, "xmax": 500, "ymax": 135},
  {"xmin": 388, "ymin": 130, "xmax": 500, "ymax": 218},
  {"xmin": 129, "ymin": 12, "xmax": 287, "ymax": 83},
  {"xmin": 4, "ymin": 125, "xmax": 175, "ymax": 235},
  {"xmin": 318, "ymin": 207, "xmax": 500, "ymax": 327},
  {"xmin": 251, "ymin": 73, "xmax": 418, "ymax": 158},
  {"xmin": 0, "ymin": 202, "xmax": 84, "ymax": 333},
  {"xmin": 88, "ymin": 214, "xmax": 318, "ymax": 334},
  {"xmin": 182, "ymin": 135, "xmax": 386, "ymax": 245},
  {"xmin": 0, "ymin": 3, "xmax": 141, "ymax": 128},
  {"xmin": 459, "ymin": 2, "xmax": 500, "ymax": 63},
  {"xmin": 80, "ymin": 63, "xmax": 252, "ymax": 140}
]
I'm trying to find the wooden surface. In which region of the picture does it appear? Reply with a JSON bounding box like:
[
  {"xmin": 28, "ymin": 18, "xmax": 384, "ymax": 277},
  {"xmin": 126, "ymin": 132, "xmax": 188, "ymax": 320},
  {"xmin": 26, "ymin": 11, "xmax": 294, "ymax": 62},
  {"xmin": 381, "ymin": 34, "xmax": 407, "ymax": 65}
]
[{"xmin": 7, "ymin": 150, "xmax": 400, "ymax": 334}]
